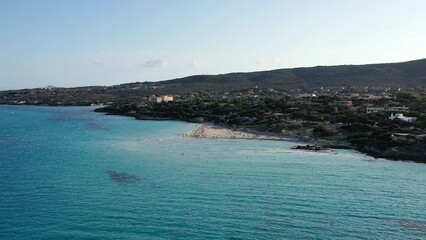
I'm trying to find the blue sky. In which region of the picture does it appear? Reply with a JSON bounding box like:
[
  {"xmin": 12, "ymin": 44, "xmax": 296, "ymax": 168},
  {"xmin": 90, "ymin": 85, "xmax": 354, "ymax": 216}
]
[{"xmin": 1, "ymin": 0, "xmax": 426, "ymax": 90}]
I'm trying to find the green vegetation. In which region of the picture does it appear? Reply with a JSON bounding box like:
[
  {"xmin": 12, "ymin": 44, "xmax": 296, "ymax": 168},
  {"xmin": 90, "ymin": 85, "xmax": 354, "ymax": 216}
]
[
  {"xmin": 1, "ymin": 58, "xmax": 426, "ymax": 162},
  {"xmin": 95, "ymin": 90, "xmax": 426, "ymax": 162}
]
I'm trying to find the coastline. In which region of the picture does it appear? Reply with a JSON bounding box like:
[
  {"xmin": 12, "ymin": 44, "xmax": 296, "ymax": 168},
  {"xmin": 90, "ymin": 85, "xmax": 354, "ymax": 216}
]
[
  {"xmin": 92, "ymin": 106, "xmax": 424, "ymax": 163},
  {"xmin": 183, "ymin": 124, "xmax": 424, "ymax": 163},
  {"xmin": 184, "ymin": 124, "xmax": 296, "ymax": 141},
  {"xmin": 3, "ymin": 104, "xmax": 423, "ymax": 163},
  {"xmin": 184, "ymin": 123, "xmax": 355, "ymax": 148},
  {"xmin": 88, "ymin": 107, "xmax": 426, "ymax": 163}
]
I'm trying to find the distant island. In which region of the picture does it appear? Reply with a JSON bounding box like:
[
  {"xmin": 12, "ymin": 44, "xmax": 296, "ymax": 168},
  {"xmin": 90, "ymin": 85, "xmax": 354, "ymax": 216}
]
[{"xmin": 1, "ymin": 58, "xmax": 426, "ymax": 163}]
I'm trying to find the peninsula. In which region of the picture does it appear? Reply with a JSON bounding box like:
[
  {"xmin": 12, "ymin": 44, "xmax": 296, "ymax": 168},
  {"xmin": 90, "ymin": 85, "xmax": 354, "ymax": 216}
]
[{"xmin": 1, "ymin": 59, "xmax": 426, "ymax": 162}]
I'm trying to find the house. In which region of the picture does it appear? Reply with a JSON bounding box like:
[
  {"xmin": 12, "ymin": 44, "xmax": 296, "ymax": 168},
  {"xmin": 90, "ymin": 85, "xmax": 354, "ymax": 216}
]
[
  {"xmin": 162, "ymin": 95, "xmax": 174, "ymax": 102},
  {"xmin": 150, "ymin": 96, "xmax": 163, "ymax": 103},
  {"xmin": 341, "ymin": 93, "xmax": 360, "ymax": 99},
  {"xmin": 386, "ymin": 106, "xmax": 409, "ymax": 111},
  {"xmin": 149, "ymin": 95, "xmax": 174, "ymax": 103},
  {"xmin": 366, "ymin": 107, "xmax": 385, "ymax": 114},
  {"xmin": 388, "ymin": 113, "xmax": 417, "ymax": 123},
  {"xmin": 358, "ymin": 94, "xmax": 382, "ymax": 100},
  {"xmin": 296, "ymin": 93, "xmax": 317, "ymax": 98}
]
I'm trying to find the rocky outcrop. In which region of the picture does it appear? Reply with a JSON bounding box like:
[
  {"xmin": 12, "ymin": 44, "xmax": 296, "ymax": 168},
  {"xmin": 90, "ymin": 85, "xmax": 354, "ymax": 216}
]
[
  {"xmin": 292, "ymin": 144, "xmax": 327, "ymax": 151},
  {"xmin": 361, "ymin": 146, "xmax": 426, "ymax": 163}
]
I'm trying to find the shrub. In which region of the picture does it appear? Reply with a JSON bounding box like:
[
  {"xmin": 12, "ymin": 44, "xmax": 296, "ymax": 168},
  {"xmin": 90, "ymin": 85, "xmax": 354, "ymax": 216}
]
[
  {"xmin": 313, "ymin": 126, "xmax": 334, "ymax": 137},
  {"xmin": 341, "ymin": 123, "xmax": 374, "ymax": 132}
]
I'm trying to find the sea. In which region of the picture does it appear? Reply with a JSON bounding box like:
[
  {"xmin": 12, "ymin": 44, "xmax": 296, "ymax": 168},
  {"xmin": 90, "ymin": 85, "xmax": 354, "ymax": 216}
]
[{"xmin": 0, "ymin": 105, "xmax": 425, "ymax": 239}]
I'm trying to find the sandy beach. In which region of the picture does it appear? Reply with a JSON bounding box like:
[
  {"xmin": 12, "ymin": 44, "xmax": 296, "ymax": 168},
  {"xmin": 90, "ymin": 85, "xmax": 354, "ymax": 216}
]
[
  {"xmin": 184, "ymin": 124, "xmax": 353, "ymax": 150},
  {"xmin": 184, "ymin": 124, "xmax": 290, "ymax": 141}
]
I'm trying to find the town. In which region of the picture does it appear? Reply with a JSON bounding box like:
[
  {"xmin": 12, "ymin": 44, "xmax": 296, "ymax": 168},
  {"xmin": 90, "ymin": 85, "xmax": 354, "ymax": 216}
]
[{"xmin": 87, "ymin": 85, "xmax": 426, "ymax": 162}]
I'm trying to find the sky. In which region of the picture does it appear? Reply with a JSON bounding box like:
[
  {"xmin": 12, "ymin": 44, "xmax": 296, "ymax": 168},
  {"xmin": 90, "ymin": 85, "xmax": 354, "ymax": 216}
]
[{"xmin": 1, "ymin": 0, "xmax": 426, "ymax": 90}]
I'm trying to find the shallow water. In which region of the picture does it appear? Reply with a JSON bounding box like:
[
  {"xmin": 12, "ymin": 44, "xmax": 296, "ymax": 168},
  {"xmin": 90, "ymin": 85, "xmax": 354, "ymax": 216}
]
[{"xmin": 1, "ymin": 105, "xmax": 425, "ymax": 239}]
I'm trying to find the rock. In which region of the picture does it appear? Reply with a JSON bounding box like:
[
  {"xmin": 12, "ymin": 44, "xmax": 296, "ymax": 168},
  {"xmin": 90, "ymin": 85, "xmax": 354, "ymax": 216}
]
[{"xmin": 292, "ymin": 144, "xmax": 327, "ymax": 151}]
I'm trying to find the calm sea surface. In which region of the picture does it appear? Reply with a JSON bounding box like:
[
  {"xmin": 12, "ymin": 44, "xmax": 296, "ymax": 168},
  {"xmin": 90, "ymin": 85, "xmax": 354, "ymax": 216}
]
[{"xmin": 0, "ymin": 105, "xmax": 425, "ymax": 239}]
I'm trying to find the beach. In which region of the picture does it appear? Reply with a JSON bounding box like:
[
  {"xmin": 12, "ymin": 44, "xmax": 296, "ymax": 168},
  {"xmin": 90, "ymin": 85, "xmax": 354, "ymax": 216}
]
[
  {"xmin": 184, "ymin": 124, "xmax": 355, "ymax": 151},
  {"xmin": 185, "ymin": 124, "xmax": 289, "ymax": 141}
]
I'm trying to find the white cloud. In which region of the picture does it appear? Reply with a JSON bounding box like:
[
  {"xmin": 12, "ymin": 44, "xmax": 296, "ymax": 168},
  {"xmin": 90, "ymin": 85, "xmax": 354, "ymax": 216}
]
[
  {"xmin": 190, "ymin": 59, "xmax": 208, "ymax": 68},
  {"xmin": 143, "ymin": 59, "xmax": 169, "ymax": 68}
]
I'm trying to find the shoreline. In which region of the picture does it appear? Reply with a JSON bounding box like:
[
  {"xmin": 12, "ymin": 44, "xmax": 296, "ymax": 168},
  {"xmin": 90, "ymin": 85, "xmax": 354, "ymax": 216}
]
[
  {"xmin": 3, "ymin": 104, "xmax": 423, "ymax": 163},
  {"xmin": 183, "ymin": 124, "xmax": 424, "ymax": 163},
  {"xmin": 184, "ymin": 124, "xmax": 297, "ymax": 141},
  {"xmin": 183, "ymin": 123, "xmax": 328, "ymax": 144},
  {"xmin": 18, "ymin": 104, "xmax": 422, "ymax": 163}
]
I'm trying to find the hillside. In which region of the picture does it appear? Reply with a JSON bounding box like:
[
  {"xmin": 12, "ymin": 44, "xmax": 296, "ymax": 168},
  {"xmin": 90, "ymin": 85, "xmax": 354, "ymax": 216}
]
[
  {"xmin": 1, "ymin": 58, "xmax": 426, "ymax": 105},
  {"xmin": 164, "ymin": 58, "xmax": 426, "ymax": 90}
]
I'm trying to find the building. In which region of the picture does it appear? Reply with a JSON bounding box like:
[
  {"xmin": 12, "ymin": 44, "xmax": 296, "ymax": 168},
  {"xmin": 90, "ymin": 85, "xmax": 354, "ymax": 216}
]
[
  {"xmin": 329, "ymin": 100, "xmax": 353, "ymax": 107},
  {"xmin": 296, "ymin": 93, "xmax": 317, "ymax": 98},
  {"xmin": 387, "ymin": 106, "xmax": 409, "ymax": 111},
  {"xmin": 150, "ymin": 96, "xmax": 163, "ymax": 103},
  {"xmin": 149, "ymin": 95, "xmax": 174, "ymax": 103},
  {"xmin": 388, "ymin": 113, "xmax": 417, "ymax": 123},
  {"xmin": 366, "ymin": 106, "xmax": 410, "ymax": 114},
  {"xmin": 358, "ymin": 94, "xmax": 382, "ymax": 100},
  {"xmin": 366, "ymin": 107, "xmax": 385, "ymax": 114},
  {"xmin": 162, "ymin": 95, "xmax": 174, "ymax": 102}
]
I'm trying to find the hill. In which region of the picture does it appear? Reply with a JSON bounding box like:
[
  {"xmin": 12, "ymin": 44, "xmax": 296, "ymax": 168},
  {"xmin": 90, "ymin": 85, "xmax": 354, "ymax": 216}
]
[
  {"xmin": 1, "ymin": 58, "xmax": 426, "ymax": 105},
  {"xmin": 164, "ymin": 58, "xmax": 426, "ymax": 90}
]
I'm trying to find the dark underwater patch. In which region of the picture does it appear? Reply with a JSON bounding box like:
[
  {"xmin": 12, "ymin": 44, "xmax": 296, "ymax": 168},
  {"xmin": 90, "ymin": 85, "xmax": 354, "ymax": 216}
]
[
  {"xmin": 106, "ymin": 170, "xmax": 141, "ymax": 184},
  {"xmin": 86, "ymin": 121, "xmax": 110, "ymax": 130},
  {"xmin": 395, "ymin": 220, "xmax": 426, "ymax": 233}
]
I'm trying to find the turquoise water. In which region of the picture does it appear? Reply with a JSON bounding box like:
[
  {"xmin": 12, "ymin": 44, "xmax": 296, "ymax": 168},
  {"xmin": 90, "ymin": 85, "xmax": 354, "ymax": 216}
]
[{"xmin": 1, "ymin": 106, "xmax": 425, "ymax": 239}]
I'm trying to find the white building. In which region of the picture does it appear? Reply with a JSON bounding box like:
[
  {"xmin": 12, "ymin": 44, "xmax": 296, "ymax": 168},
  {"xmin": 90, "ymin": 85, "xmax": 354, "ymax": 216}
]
[{"xmin": 388, "ymin": 113, "xmax": 417, "ymax": 123}]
